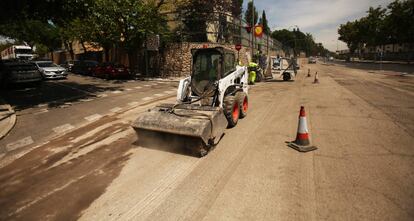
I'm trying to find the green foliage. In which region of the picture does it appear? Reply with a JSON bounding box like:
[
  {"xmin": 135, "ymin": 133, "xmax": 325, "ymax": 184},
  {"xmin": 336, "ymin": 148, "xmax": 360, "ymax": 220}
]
[
  {"xmin": 178, "ymin": 0, "xmax": 216, "ymax": 42},
  {"xmin": 338, "ymin": 0, "xmax": 414, "ymax": 52},
  {"xmin": 231, "ymin": 0, "xmax": 244, "ymax": 18},
  {"xmin": 258, "ymin": 10, "xmax": 270, "ymax": 34},
  {"xmin": 244, "ymin": 1, "xmax": 258, "ymax": 27},
  {"xmin": 272, "ymin": 29, "xmax": 329, "ymax": 56}
]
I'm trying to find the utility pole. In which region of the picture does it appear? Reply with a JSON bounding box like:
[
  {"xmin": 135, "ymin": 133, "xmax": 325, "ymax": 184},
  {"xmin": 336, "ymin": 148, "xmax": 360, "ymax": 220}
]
[{"xmin": 251, "ymin": 0, "xmax": 255, "ymax": 61}]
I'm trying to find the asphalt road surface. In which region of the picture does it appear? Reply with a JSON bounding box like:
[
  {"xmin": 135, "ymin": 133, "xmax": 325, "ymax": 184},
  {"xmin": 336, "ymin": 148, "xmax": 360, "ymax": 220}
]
[{"xmin": 0, "ymin": 62, "xmax": 413, "ymax": 221}]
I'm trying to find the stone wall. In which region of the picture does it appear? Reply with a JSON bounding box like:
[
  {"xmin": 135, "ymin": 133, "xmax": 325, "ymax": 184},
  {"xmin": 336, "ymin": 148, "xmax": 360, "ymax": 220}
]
[{"xmin": 159, "ymin": 42, "xmax": 252, "ymax": 77}]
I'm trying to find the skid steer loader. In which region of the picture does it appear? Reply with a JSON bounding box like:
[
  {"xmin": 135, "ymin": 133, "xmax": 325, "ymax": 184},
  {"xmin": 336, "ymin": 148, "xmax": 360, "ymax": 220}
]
[{"xmin": 132, "ymin": 47, "xmax": 249, "ymax": 157}]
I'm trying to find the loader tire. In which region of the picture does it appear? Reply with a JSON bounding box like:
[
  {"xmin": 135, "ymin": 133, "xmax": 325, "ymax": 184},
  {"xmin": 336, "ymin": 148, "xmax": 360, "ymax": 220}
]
[
  {"xmin": 223, "ymin": 95, "xmax": 239, "ymax": 128},
  {"xmin": 235, "ymin": 92, "xmax": 248, "ymax": 119}
]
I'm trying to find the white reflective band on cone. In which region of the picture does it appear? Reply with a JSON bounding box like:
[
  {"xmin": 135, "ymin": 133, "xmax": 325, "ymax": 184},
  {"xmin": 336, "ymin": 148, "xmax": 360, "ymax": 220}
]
[{"xmin": 298, "ymin": 116, "xmax": 308, "ymax": 133}]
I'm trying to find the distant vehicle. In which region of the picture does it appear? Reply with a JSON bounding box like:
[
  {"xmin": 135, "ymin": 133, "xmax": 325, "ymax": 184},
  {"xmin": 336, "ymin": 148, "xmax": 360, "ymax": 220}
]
[
  {"xmin": 270, "ymin": 56, "xmax": 297, "ymax": 81},
  {"xmin": 1, "ymin": 45, "xmax": 34, "ymax": 60},
  {"xmin": 61, "ymin": 60, "xmax": 79, "ymax": 71},
  {"xmin": 0, "ymin": 60, "xmax": 43, "ymax": 88},
  {"xmin": 308, "ymin": 56, "xmax": 317, "ymax": 64},
  {"xmin": 92, "ymin": 62, "xmax": 131, "ymax": 79},
  {"xmin": 328, "ymin": 56, "xmax": 334, "ymax": 61},
  {"xmin": 71, "ymin": 60, "xmax": 98, "ymax": 75},
  {"xmin": 33, "ymin": 61, "xmax": 68, "ymax": 79}
]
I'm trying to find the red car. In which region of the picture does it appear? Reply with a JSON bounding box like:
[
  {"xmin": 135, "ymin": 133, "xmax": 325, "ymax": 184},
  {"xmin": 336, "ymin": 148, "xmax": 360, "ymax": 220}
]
[{"xmin": 92, "ymin": 63, "xmax": 131, "ymax": 79}]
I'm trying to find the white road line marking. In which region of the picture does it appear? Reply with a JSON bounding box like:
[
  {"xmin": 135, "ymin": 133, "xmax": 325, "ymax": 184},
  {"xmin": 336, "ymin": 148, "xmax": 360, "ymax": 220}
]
[
  {"xmin": 80, "ymin": 98, "xmax": 93, "ymax": 102},
  {"xmin": 128, "ymin": 101, "xmax": 139, "ymax": 106},
  {"xmin": 112, "ymin": 90, "xmax": 122, "ymax": 94},
  {"xmin": 98, "ymin": 94, "xmax": 108, "ymax": 98},
  {"xmin": 144, "ymin": 84, "xmax": 151, "ymax": 87},
  {"xmin": 110, "ymin": 107, "xmax": 122, "ymax": 113},
  {"xmin": 154, "ymin": 93, "xmax": 164, "ymax": 97},
  {"xmin": 84, "ymin": 114, "xmax": 102, "ymax": 122},
  {"xmin": 134, "ymin": 86, "xmax": 142, "ymax": 89},
  {"xmin": 166, "ymin": 90, "xmax": 176, "ymax": 94},
  {"xmin": 53, "ymin": 124, "xmax": 75, "ymax": 134},
  {"xmin": 142, "ymin": 97, "xmax": 152, "ymax": 101},
  {"xmin": 126, "ymin": 88, "xmax": 132, "ymax": 91},
  {"xmin": 37, "ymin": 104, "xmax": 47, "ymax": 108},
  {"xmin": 6, "ymin": 136, "xmax": 34, "ymax": 152}
]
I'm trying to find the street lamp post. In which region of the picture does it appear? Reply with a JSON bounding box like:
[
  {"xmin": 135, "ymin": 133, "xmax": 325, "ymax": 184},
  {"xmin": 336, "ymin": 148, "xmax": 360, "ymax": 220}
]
[{"xmin": 251, "ymin": 0, "xmax": 255, "ymax": 60}]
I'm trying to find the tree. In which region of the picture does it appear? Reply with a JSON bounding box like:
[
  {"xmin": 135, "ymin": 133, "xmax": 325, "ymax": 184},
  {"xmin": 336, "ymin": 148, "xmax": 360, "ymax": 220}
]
[
  {"xmin": 258, "ymin": 10, "xmax": 270, "ymax": 34},
  {"xmin": 244, "ymin": 1, "xmax": 258, "ymax": 27},
  {"xmin": 231, "ymin": 0, "xmax": 243, "ymax": 18},
  {"xmin": 84, "ymin": 0, "xmax": 167, "ymax": 66}
]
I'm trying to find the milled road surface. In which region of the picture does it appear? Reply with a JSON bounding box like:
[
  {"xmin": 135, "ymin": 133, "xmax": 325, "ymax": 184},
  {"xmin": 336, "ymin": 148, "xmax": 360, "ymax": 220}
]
[{"xmin": 0, "ymin": 62, "xmax": 413, "ymax": 220}]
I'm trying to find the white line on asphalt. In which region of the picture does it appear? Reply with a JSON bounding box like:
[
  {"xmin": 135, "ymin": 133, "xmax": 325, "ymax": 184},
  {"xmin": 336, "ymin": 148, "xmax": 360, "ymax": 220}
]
[
  {"xmin": 110, "ymin": 107, "xmax": 123, "ymax": 113},
  {"xmin": 52, "ymin": 124, "xmax": 75, "ymax": 134},
  {"xmin": 154, "ymin": 93, "xmax": 164, "ymax": 97},
  {"xmin": 144, "ymin": 84, "xmax": 151, "ymax": 87},
  {"xmin": 6, "ymin": 136, "xmax": 34, "ymax": 152},
  {"xmin": 126, "ymin": 88, "xmax": 132, "ymax": 91},
  {"xmin": 37, "ymin": 104, "xmax": 48, "ymax": 108},
  {"xmin": 34, "ymin": 109, "xmax": 49, "ymax": 115},
  {"xmin": 135, "ymin": 86, "xmax": 142, "ymax": 89},
  {"xmin": 112, "ymin": 90, "xmax": 122, "ymax": 94},
  {"xmin": 80, "ymin": 98, "xmax": 94, "ymax": 102},
  {"xmin": 84, "ymin": 114, "xmax": 103, "ymax": 122},
  {"xmin": 98, "ymin": 94, "xmax": 108, "ymax": 98},
  {"xmin": 142, "ymin": 97, "xmax": 153, "ymax": 101},
  {"xmin": 128, "ymin": 101, "xmax": 139, "ymax": 106}
]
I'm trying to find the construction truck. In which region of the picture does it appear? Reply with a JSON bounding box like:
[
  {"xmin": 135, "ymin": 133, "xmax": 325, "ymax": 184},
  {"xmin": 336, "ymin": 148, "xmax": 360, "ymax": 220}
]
[
  {"xmin": 270, "ymin": 56, "xmax": 297, "ymax": 81},
  {"xmin": 1, "ymin": 45, "xmax": 34, "ymax": 60},
  {"xmin": 132, "ymin": 47, "xmax": 249, "ymax": 157}
]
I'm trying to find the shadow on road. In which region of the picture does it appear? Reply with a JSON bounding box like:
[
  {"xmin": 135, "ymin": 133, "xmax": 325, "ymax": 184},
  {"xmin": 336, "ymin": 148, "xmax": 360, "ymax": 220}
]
[
  {"xmin": 0, "ymin": 79, "xmax": 123, "ymax": 111},
  {"xmin": 332, "ymin": 61, "xmax": 414, "ymax": 74}
]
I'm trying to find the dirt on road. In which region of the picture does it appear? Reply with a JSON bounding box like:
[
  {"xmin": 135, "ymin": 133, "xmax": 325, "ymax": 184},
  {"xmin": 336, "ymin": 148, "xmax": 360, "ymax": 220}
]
[{"xmin": 1, "ymin": 62, "xmax": 413, "ymax": 221}]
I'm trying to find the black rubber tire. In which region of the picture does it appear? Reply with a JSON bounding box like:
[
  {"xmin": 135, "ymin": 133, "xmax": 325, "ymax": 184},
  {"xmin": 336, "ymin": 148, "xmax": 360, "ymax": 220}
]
[
  {"xmin": 235, "ymin": 92, "xmax": 248, "ymax": 119},
  {"xmin": 283, "ymin": 73, "xmax": 291, "ymax": 81},
  {"xmin": 223, "ymin": 95, "xmax": 239, "ymax": 128}
]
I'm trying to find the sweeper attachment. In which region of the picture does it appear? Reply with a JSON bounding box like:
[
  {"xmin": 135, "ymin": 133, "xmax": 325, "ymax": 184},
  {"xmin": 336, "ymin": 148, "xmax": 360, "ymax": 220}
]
[{"xmin": 132, "ymin": 47, "xmax": 249, "ymax": 157}]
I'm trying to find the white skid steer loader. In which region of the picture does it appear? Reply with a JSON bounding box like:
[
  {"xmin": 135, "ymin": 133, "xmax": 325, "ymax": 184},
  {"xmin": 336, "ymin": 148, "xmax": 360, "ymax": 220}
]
[{"xmin": 132, "ymin": 47, "xmax": 249, "ymax": 157}]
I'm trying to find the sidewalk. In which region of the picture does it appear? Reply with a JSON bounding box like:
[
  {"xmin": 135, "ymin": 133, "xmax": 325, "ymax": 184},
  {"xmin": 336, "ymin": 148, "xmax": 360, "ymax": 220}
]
[
  {"xmin": 337, "ymin": 59, "xmax": 413, "ymax": 65},
  {"xmin": 0, "ymin": 99, "xmax": 16, "ymax": 140}
]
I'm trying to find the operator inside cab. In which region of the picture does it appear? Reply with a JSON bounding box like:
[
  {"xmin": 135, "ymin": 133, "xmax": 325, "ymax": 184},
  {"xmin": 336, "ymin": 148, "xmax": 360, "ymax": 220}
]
[{"xmin": 191, "ymin": 49, "xmax": 221, "ymax": 97}]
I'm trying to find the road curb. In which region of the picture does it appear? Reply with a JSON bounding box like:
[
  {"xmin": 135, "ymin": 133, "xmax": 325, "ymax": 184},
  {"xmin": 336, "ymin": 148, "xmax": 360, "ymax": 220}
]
[{"xmin": 0, "ymin": 100, "xmax": 16, "ymax": 140}]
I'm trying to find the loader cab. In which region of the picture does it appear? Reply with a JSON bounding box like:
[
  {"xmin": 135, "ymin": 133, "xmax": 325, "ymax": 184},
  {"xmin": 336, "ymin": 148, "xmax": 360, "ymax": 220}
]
[{"xmin": 191, "ymin": 47, "xmax": 236, "ymax": 97}]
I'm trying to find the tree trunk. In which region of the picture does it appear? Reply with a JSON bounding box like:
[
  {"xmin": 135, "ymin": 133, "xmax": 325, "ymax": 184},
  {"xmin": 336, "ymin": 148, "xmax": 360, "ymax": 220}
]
[
  {"xmin": 81, "ymin": 41, "xmax": 88, "ymax": 53},
  {"xmin": 104, "ymin": 47, "xmax": 110, "ymax": 62}
]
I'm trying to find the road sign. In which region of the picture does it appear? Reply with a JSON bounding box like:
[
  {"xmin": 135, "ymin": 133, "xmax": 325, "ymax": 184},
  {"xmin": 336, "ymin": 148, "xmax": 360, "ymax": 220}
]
[
  {"xmin": 254, "ymin": 25, "xmax": 263, "ymax": 38},
  {"xmin": 235, "ymin": 44, "xmax": 242, "ymax": 51}
]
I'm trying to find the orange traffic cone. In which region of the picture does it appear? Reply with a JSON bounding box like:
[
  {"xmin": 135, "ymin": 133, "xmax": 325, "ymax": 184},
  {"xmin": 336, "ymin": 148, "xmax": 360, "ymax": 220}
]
[
  {"xmin": 313, "ymin": 72, "xmax": 319, "ymax": 84},
  {"xmin": 288, "ymin": 106, "xmax": 317, "ymax": 152},
  {"xmin": 307, "ymin": 68, "xmax": 311, "ymax": 77}
]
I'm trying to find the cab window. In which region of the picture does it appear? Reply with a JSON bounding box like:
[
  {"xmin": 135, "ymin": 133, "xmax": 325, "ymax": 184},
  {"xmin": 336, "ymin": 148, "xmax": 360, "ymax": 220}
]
[{"xmin": 223, "ymin": 53, "xmax": 235, "ymax": 77}]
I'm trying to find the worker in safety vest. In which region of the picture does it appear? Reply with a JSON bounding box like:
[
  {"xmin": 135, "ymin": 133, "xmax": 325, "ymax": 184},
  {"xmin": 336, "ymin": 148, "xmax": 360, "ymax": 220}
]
[{"xmin": 248, "ymin": 62, "xmax": 258, "ymax": 85}]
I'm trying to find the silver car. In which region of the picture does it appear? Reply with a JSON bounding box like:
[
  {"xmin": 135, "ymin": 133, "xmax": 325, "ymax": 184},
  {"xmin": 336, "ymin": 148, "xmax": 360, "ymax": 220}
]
[{"xmin": 34, "ymin": 61, "xmax": 68, "ymax": 79}]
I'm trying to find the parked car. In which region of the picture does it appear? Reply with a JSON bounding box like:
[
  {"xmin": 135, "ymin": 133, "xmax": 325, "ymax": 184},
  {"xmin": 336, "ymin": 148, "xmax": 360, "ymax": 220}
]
[
  {"xmin": 328, "ymin": 56, "xmax": 334, "ymax": 61},
  {"xmin": 0, "ymin": 60, "xmax": 43, "ymax": 88},
  {"xmin": 92, "ymin": 62, "xmax": 131, "ymax": 79},
  {"xmin": 71, "ymin": 60, "xmax": 98, "ymax": 75},
  {"xmin": 308, "ymin": 56, "xmax": 317, "ymax": 64},
  {"xmin": 61, "ymin": 60, "xmax": 79, "ymax": 71},
  {"xmin": 33, "ymin": 61, "xmax": 68, "ymax": 79}
]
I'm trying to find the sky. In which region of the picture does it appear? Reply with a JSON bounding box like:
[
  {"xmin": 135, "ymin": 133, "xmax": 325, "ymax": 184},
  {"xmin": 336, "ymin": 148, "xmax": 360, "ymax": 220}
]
[{"xmin": 244, "ymin": 0, "xmax": 393, "ymax": 51}]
